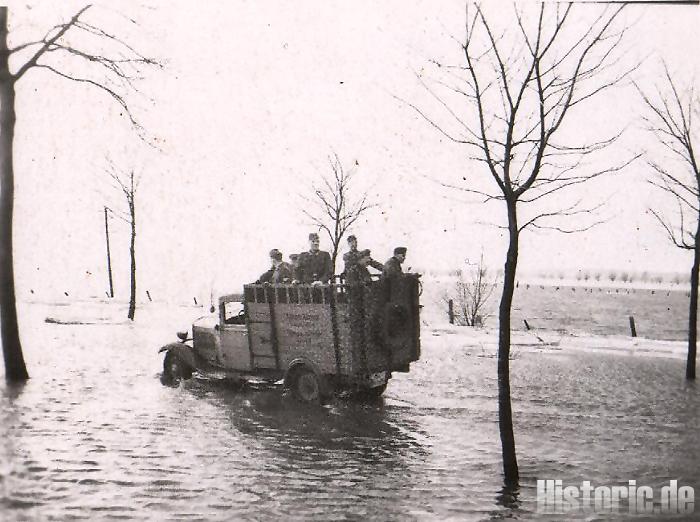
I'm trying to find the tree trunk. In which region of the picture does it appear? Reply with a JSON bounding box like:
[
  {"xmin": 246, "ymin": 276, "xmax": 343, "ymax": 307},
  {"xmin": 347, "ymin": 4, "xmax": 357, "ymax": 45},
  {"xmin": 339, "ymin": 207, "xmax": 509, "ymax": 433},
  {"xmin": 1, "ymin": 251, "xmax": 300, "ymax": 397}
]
[
  {"xmin": 498, "ymin": 197, "xmax": 519, "ymax": 485},
  {"xmin": 0, "ymin": 8, "xmax": 29, "ymax": 382},
  {"xmin": 687, "ymin": 218, "xmax": 699, "ymax": 380},
  {"xmin": 331, "ymin": 248, "xmax": 338, "ymax": 277},
  {"xmin": 105, "ymin": 207, "xmax": 114, "ymax": 298},
  {"xmin": 127, "ymin": 201, "xmax": 136, "ymax": 320}
]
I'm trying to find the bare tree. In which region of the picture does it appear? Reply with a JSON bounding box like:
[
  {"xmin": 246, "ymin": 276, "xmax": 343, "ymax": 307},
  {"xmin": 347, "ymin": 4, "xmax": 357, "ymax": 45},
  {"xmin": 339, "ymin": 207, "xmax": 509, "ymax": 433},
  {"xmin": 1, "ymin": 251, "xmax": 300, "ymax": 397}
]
[
  {"xmin": 443, "ymin": 253, "xmax": 497, "ymax": 326},
  {"xmin": 0, "ymin": 5, "xmax": 159, "ymax": 381},
  {"xmin": 302, "ymin": 152, "xmax": 374, "ymax": 274},
  {"xmin": 638, "ymin": 64, "xmax": 699, "ymax": 380},
  {"xmin": 409, "ymin": 3, "xmax": 635, "ymax": 485},
  {"xmin": 105, "ymin": 161, "xmax": 139, "ymax": 321}
]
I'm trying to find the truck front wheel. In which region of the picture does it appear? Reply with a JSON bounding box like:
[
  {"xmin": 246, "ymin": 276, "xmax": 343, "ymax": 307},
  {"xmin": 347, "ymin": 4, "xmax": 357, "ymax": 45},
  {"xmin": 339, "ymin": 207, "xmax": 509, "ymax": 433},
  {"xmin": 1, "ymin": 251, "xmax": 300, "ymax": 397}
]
[{"xmin": 163, "ymin": 350, "xmax": 193, "ymax": 384}]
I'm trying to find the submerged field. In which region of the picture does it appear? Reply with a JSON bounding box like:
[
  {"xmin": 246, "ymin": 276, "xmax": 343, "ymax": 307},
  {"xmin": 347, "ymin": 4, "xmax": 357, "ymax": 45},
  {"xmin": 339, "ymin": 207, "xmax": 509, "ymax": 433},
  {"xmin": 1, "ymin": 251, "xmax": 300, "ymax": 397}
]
[
  {"xmin": 422, "ymin": 277, "xmax": 694, "ymax": 343},
  {"xmin": 0, "ymin": 282, "xmax": 698, "ymax": 520}
]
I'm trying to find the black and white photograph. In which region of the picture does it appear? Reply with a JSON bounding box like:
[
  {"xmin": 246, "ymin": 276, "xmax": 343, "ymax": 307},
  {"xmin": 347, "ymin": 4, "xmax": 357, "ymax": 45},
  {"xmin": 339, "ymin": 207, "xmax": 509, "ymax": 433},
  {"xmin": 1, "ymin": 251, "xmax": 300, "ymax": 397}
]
[{"xmin": 1, "ymin": 0, "xmax": 699, "ymax": 520}]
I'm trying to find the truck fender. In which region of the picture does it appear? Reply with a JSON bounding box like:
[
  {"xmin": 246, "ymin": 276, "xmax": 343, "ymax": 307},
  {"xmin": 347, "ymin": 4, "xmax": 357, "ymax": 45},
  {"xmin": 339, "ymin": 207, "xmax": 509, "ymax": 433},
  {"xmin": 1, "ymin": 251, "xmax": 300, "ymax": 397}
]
[{"xmin": 159, "ymin": 342, "xmax": 197, "ymax": 371}]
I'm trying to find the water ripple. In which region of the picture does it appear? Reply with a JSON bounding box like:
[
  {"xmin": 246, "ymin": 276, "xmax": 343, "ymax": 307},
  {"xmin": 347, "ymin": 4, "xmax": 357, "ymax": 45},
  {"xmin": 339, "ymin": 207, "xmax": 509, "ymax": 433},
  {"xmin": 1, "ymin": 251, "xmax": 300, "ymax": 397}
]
[{"xmin": 0, "ymin": 303, "xmax": 698, "ymax": 520}]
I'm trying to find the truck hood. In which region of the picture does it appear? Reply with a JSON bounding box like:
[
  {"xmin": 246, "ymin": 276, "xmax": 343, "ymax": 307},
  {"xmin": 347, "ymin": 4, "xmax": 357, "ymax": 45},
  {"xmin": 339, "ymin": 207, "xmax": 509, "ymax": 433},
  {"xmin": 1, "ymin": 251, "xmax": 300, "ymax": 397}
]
[{"xmin": 193, "ymin": 314, "xmax": 218, "ymax": 330}]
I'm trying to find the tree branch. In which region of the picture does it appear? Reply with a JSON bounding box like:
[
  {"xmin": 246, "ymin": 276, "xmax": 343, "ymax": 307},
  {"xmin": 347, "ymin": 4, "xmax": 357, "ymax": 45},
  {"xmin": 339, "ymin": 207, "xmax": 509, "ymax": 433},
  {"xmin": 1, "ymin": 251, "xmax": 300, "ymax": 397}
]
[
  {"xmin": 33, "ymin": 64, "xmax": 142, "ymax": 130},
  {"xmin": 13, "ymin": 5, "xmax": 92, "ymax": 81}
]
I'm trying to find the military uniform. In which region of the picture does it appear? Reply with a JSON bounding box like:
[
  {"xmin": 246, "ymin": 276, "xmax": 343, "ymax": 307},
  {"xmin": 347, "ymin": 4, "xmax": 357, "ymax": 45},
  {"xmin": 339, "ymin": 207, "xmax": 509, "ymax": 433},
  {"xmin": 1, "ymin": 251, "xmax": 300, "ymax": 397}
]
[
  {"xmin": 343, "ymin": 248, "xmax": 384, "ymax": 274},
  {"xmin": 273, "ymin": 261, "xmax": 294, "ymax": 283},
  {"xmin": 345, "ymin": 262, "xmax": 372, "ymax": 285},
  {"xmin": 382, "ymin": 256, "xmax": 404, "ymax": 279},
  {"xmin": 257, "ymin": 261, "xmax": 294, "ymax": 284},
  {"xmin": 296, "ymin": 250, "xmax": 332, "ymax": 283}
]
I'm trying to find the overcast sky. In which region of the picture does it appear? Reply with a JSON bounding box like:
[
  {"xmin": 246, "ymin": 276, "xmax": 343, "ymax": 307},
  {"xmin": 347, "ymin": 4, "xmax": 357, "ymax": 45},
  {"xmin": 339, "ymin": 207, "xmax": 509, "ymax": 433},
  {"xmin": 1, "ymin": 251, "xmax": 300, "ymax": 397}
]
[{"xmin": 7, "ymin": 0, "xmax": 700, "ymax": 301}]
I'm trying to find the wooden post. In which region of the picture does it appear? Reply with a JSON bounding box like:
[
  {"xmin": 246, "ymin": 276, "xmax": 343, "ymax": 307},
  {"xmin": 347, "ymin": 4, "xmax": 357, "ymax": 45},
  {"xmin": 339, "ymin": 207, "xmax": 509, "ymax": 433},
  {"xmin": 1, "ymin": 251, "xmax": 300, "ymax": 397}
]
[
  {"xmin": 448, "ymin": 299, "xmax": 454, "ymax": 324},
  {"xmin": 104, "ymin": 206, "xmax": 114, "ymax": 298},
  {"xmin": 193, "ymin": 297, "xmax": 198, "ymax": 305},
  {"xmin": 629, "ymin": 316, "xmax": 637, "ymax": 337},
  {"xmin": 146, "ymin": 290, "xmax": 152, "ymax": 302},
  {"xmin": 523, "ymin": 319, "xmax": 531, "ymax": 331}
]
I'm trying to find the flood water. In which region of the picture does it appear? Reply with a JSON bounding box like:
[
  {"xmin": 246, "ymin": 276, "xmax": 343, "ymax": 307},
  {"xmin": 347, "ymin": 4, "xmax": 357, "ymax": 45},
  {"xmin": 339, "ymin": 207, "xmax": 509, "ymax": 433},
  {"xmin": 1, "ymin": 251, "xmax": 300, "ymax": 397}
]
[{"xmin": 1, "ymin": 300, "xmax": 699, "ymax": 520}]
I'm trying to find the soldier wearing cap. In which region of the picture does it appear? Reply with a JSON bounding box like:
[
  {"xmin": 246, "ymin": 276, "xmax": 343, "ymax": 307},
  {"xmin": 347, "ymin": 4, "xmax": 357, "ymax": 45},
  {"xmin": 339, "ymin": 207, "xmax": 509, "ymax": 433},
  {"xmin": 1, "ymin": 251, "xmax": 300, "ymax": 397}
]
[
  {"xmin": 289, "ymin": 253, "xmax": 300, "ymax": 272},
  {"xmin": 343, "ymin": 234, "xmax": 383, "ymax": 276},
  {"xmin": 295, "ymin": 233, "xmax": 332, "ymax": 283},
  {"xmin": 345, "ymin": 249, "xmax": 374, "ymax": 285},
  {"xmin": 256, "ymin": 248, "xmax": 294, "ymax": 284},
  {"xmin": 382, "ymin": 247, "xmax": 407, "ymax": 279}
]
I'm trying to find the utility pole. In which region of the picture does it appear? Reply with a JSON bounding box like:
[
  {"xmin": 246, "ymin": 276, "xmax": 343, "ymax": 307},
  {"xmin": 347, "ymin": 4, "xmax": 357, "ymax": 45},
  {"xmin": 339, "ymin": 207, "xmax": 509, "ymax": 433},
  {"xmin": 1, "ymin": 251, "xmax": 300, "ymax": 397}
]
[{"xmin": 104, "ymin": 206, "xmax": 114, "ymax": 298}]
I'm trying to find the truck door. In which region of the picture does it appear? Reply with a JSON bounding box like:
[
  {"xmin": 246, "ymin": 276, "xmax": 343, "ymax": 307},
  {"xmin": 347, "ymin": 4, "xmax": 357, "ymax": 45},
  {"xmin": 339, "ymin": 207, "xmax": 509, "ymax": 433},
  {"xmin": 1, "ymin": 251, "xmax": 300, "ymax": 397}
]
[{"xmin": 219, "ymin": 299, "xmax": 251, "ymax": 371}]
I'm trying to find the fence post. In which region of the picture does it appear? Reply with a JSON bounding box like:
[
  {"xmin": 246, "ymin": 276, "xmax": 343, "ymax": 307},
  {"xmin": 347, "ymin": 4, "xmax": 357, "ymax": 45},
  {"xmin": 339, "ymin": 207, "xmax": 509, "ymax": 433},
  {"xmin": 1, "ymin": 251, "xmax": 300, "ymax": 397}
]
[
  {"xmin": 448, "ymin": 299, "xmax": 454, "ymax": 324},
  {"xmin": 629, "ymin": 316, "xmax": 637, "ymax": 337}
]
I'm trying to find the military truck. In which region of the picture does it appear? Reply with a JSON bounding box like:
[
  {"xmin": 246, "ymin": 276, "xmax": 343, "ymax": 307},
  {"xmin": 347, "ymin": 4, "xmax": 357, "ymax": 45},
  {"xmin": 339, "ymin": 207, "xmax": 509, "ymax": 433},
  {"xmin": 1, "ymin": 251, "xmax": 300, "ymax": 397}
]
[{"xmin": 159, "ymin": 274, "xmax": 421, "ymax": 402}]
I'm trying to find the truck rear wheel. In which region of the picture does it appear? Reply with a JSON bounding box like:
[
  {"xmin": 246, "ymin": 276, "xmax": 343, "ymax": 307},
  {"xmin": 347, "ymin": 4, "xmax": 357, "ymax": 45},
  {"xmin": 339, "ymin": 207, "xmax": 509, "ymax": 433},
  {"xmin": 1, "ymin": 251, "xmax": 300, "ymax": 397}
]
[
  {"xmin": 163, "ymin": 350, "xmax": 193, "ymax": 384},
  {"xmin": 290, "ymin": 367, "xmax": 321, "ymax": 403}
]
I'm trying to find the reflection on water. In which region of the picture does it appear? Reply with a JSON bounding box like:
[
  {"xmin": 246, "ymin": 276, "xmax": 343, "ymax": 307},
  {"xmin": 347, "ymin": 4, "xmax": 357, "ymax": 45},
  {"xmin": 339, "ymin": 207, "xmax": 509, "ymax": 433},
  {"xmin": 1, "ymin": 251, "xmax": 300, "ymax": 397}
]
[{"xmin": 1, "ymin": 302, "xmax": 699, "ymax": 520}]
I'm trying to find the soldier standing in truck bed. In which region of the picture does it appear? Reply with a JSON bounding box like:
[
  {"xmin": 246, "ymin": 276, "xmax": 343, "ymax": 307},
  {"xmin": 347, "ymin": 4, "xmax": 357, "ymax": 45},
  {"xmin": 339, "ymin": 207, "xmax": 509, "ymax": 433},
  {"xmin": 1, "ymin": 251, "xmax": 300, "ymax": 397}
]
[
  {"xmin": 342, "ymin": 234, "xmax": 383, "ymax": 276},
  {"xmin": 256, "ymin": 249, "xmax": 294, "ymax": 284},
  {"xmin": 345, "ymin": 249, "xmax": 374, "ymax": 285},
  {"xmin": 289, "ymin": 253, "xmax": 300, "ymax": 274},
  {"xmin": 295, "ymin": 232, "xmax": 332, "ymax": 283},
  {"xmin": 382, "ymin": 247, "xmax": 407, "ymax": 279}
]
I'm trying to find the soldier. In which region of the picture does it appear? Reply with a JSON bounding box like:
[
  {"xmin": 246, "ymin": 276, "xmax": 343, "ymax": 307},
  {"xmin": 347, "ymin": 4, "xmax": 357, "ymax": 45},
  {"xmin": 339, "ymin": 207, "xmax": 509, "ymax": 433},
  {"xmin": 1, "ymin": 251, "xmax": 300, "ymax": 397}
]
[
  {"xmin": 343, "ymin": 234, "xmax": 383, "ymax": 276},
  {"xmin": 289, "ymin": 253, "xmax": 300, "ymax": 272},
  {"xmin": 382, "ymin": 247, "xmax": 407, "ymax": 279},
  {"xmin": 295, "ymin": 233, "xmax": 332, "ymax": 284},
  {"xmin": 256, "ymin": 249, "xmax": 294, "ymax": 284},
  {"xmin": 345, "ymin": 249, "xmax": 373, "ymax": 285}
]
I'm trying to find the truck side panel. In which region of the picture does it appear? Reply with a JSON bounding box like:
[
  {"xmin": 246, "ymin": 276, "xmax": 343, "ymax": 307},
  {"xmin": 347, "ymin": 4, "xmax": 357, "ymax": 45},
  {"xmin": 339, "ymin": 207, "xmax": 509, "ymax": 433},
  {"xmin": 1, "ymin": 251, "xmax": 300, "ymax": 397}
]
[
  {"xmin": 334, "ymin": 304, "xmax": 358, "ymax": 375},
  {"xmin": 246, "ymin": 299, "xmax": 342, "ymax": 374},
  {"xmin": 246, "ymin": 302, "xmax": 278, "ymax": 369},
  {"xmin": 274, "ymin": 304, "xmax": 339, "ymax": 374},
  {"xmin": 246, "ymin": 303, "xmax": 271, "ymax": 324},
  {"xmin": 242, "ymin": 279, "xmax": 420, "ymax": 377}
]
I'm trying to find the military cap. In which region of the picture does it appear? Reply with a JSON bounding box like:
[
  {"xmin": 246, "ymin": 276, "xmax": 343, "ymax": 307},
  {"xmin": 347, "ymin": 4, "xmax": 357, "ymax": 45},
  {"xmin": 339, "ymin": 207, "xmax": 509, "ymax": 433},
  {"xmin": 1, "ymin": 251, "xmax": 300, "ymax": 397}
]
[
  {"xmin": 289, "ymin": 253, "xmax": 299, "ymax": 261},
  {"xmin": 269, "ymin": 248, "xmax": 283, "ymax": 260},
  {"xmin": 347, "ymin": 234, "xmax": 357, "ymax": 242},
  {"xmin": 309, "ymin": 232, "xmax": 319, "ymax": 240},
  {"xmin": 394, "ymin": 247, "xmax": 407, "ymax": 255}
]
